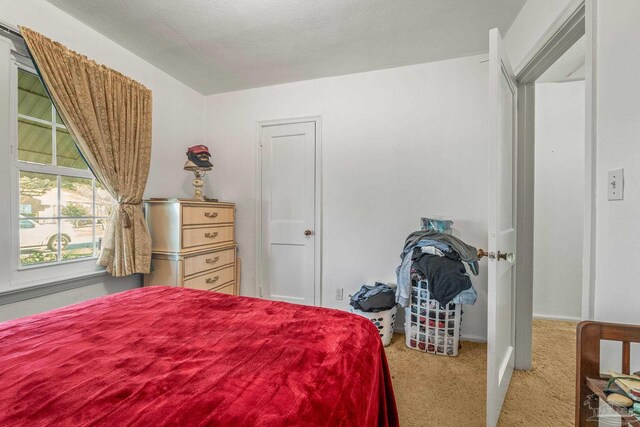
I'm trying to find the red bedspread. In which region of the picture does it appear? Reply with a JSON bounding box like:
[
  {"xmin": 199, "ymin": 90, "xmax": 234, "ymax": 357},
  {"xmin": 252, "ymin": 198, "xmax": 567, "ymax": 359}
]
[{"xmin": 0, "ymin": 287, "xmax": 398, "ymax": 426}]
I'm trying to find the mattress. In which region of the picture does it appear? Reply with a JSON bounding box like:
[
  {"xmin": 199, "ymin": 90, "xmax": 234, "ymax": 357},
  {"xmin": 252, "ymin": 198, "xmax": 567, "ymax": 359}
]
[{"xmin": 0, "ymin": 287, "xmax": 398, "ymax": 426}]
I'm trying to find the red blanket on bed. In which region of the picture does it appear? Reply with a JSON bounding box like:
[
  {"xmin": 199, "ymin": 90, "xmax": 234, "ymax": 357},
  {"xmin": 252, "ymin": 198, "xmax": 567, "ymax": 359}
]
[{"xmin": 0, "ymin": 287, "xmax": 398, "ymax": 426}]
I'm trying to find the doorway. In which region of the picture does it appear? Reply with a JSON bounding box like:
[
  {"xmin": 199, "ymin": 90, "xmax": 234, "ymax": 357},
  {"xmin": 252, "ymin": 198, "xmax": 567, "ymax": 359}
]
[
  {"xmin": 532, "ymin": 37, "xmax": 586, "ymax": 322},
  {"xmin": 256, "ymin": 117, "xmax": 322, "ymax": 306},
  {"xmin": 514, "ymin": 1, "xmax": 592, "ymax": 371}
]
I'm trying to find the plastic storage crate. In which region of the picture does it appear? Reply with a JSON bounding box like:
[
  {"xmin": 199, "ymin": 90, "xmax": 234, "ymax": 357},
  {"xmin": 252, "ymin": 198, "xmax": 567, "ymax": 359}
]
[
  {"xmin": 405, "ymin": 280, "xmax": 462, "ymax": 356},
  {"xmin": 350, "ymin": 305, "xmax": 398, "ymax": 347}
]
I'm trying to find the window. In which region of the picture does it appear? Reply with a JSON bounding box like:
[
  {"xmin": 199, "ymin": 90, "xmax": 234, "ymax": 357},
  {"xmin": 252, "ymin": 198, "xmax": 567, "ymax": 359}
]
[{"xmin": 15, "ymin": 66, "xmax": 112, "ymax": 268}]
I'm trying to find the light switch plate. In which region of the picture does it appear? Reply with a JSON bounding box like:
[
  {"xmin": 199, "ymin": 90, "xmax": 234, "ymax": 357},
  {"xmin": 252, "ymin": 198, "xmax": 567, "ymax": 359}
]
[
  {"xmin": 335, "ymin": 288, "xmax": 344, "ymax": 301},
  {"xmin": 608, "ymin": 168, "xmax": 624, "ymax": 200}
]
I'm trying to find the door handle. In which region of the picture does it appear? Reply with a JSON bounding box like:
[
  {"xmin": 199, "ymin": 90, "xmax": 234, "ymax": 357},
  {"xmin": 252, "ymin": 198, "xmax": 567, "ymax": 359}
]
[
  {"xmin": 477, "ymin": 249, "xmax": 493, "ymax": 259},
  {"xmin": 498, "ymin": 252, "xmax": 515, "ymax": 263},
  {"xmin": 304, "ymin": 230, "xmax": 313, "ymax": 236},
  {"xmin": 477, "ymin": 249, "xmax": 514, "ymax": 262}
]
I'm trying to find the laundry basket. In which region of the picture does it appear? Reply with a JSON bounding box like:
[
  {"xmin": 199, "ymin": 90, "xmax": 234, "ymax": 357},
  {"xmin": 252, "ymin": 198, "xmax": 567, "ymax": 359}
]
[
  {"xmin": 405, "ymin": 280, "xmax": 462, "ymax": 356},
  {"xmin": 350, "ymin": 305, "xmax": 398, "ymax": 347}
]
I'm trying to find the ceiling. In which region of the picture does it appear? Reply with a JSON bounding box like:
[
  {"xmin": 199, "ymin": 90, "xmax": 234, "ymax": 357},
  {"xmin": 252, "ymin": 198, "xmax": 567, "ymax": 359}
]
[
  {"xmin": 46, "ymin": 0, "xmax": 526, "ymax": 95},
  {"xmin": 537, "ymin": 36, "xmax": 586, "ymax": 83}
]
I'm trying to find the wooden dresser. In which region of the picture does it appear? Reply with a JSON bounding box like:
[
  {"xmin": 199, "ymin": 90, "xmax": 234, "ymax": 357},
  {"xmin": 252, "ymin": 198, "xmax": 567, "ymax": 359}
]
[{"xmin": 143, "ymin": 199, "xmax": 238, "ymax": 295}]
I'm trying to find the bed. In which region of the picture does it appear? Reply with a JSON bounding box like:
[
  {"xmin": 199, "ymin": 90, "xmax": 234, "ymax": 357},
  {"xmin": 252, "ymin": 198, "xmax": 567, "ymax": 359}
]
[{"xmin": 0, "ymin": 287, "xmax": 398, "ymax": 426}]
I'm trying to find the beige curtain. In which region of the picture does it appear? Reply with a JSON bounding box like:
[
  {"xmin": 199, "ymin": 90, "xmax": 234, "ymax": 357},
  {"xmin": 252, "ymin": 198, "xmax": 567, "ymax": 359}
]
[{"xmin": 20, "ymin": 27, "xmax": 153, "ymax": 277}]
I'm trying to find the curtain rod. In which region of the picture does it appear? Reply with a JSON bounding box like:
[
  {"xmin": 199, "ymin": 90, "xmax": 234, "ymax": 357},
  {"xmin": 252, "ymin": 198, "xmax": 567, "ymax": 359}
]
[
  {"xmin": 0, "ymin": 21, "xmax": 22, "ymax": 38},
  {"xmin": 0, "ymin": 21, "xmax": 30, "ymax": 59}
]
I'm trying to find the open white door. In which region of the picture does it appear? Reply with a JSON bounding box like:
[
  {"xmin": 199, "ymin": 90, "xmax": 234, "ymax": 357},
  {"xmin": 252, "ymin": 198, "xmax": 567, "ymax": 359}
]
[{"xmin": 487, "ymin": 28, "xmax": 518, "ymax": 427}]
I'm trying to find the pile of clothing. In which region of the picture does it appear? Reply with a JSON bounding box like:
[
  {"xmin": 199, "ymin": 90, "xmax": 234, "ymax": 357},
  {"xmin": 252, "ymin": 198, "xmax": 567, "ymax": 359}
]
[
  {"xmin": 396, "ymin": 230, "xmax": 479, "ymax": 307},
  {"xmin": 349, "ymin": 282, "xmax": 396, "ymax": 312}
]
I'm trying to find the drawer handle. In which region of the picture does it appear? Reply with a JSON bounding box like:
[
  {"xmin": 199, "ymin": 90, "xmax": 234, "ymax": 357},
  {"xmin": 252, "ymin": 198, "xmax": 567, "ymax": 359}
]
[
  {"xmin": 204, "ymin": 212, "xmax": 219, "ymax": 218},
  {"xmin": 204, "ymin": 232, "xmax": 219, "ymax": 239},
  {"xmin": 205, "ymin": 256, "xmax": 220, "ymax": 264},
  {"xmin": 206, "ymin": 276, "xmax": 219, "ymax": 284}
]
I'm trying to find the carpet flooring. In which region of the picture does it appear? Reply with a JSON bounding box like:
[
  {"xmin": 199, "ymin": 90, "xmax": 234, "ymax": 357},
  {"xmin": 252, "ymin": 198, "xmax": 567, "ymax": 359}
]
[{"xmin": 384, "ymin": 319, "xmax": 577, "ymax": 426}]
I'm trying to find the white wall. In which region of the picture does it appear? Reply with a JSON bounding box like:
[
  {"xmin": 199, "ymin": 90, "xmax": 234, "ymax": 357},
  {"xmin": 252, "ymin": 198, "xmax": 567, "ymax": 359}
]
[
  {"xmin": 0, "ymin": 277, "xmax": 137, "ymax": 322},
  {"xmin": 0, "ymin": 0, "xmax": 206, "ymax": 320},
  {"xmin": 533, "ymin": 81, "xmax": 585, "ymax": 320},
  {"xmin": 594, "ymin": 0, "xmax": 640, "ymax": 372},
  {"xmin": 205, "ymin": 56, "xmax": 490, "ymax": 340}
]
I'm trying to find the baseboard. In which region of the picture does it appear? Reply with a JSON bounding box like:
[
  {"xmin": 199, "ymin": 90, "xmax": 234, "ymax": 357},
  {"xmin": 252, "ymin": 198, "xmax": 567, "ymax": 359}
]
[
  {"xmin": 533, "ymin": 313, "xmax": 581, "ymax": 322},
  {"xmin": 460, "ymin": 334, "xmax": 487, "ymax": 343}
]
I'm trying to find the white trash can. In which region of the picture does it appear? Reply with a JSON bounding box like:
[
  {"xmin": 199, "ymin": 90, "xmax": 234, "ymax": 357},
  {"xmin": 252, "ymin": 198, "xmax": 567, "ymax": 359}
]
[{"xmin": 350, "ymin": 305, "xmax": 398, "ymax": 347}]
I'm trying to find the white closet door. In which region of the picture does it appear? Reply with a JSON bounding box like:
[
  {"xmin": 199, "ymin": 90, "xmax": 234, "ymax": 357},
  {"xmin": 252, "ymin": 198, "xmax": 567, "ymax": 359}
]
[{"xmin": 260, "ymin": 121, "xmax": 316, "ymax": 305}]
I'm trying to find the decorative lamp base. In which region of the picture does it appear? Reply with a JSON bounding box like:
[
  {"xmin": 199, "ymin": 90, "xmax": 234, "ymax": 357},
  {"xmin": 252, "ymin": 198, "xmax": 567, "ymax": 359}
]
[{"xmin": 184, "ymin": 165, "xmax": 212, "ymax": 201}]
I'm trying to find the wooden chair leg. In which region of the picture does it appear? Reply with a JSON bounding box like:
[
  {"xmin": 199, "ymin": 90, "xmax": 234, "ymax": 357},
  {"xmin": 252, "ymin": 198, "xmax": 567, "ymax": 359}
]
[{"xmin": 576, "ymin": 322, "xmax": 601, "ymax": 426}]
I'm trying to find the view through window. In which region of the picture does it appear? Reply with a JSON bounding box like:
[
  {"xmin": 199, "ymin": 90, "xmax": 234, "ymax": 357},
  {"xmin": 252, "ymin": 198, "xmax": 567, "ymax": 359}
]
[{"xmin": 17, "ymin": 67, "xmax": 112, "ymax": 267}]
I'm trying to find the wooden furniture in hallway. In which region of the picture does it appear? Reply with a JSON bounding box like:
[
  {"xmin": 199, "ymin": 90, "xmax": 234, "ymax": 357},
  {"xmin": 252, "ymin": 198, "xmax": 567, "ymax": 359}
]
[
  {"xmin": 143, "ymin": 199, "xmax": 238, "ymax": 295},
  {"xmin": 576, "ymin": 321, "xmax": 640, "ymax": 426}
]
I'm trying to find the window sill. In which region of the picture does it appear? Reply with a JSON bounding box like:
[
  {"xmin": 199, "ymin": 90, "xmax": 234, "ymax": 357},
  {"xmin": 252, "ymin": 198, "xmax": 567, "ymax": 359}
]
[
  {"xmin": 0, "ymin": 269, "xmax": 109, "ymax": 306},
  {"xmin": 17, "ymin": 256, "xmax": 100, "ymax": 272},
  {"xmin": 11, "ymin": 257, "xmax": 106, "ymax": 287}
]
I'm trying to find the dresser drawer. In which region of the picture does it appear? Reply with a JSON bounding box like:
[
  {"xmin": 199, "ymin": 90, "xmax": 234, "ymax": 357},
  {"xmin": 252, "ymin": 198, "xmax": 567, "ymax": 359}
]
[
  {"xmin": 184, "ymin": 265, "xmax": 234, "ymax": 291},
  {"xmin": 211, "ymin": 282, "xmax": 236, "ymax": 295},
  {"xmin": 184, "ymin": 247, "xmax": 235, "ymax": 277},
  {"xmin": 182, "ymin": 205, "xmax": 234, "ymax": 226},
  {"xmin": 182, "ymin": 225, "xmax": 234, "ymax": 250}
]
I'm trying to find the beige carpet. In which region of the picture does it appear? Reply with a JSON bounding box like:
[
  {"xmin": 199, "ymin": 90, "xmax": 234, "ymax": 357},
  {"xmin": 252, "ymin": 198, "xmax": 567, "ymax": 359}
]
[{"xmin": 384, "ymin": 319, "xmax": 577, "ymax": 426}]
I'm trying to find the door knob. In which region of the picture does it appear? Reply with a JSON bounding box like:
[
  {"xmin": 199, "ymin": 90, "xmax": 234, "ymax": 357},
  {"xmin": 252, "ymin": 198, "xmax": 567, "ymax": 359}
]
[
  {"xmin": 477, "ymin": 249, "xmax": 492, "ymax": 259},
  {"xmin": 304, "ymin": 230, "xmax": 313, "ymax": 236},
  {"xmin": 477, "ymin": 249, "xmax": 514, "ymax": 262},
  {"xmin": 497, "ymin": 252, "xmax": 515, "ymax": 262}
]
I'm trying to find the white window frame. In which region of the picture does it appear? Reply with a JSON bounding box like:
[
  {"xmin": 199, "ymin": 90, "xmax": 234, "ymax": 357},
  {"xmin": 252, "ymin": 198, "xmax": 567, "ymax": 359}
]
[{"xmin": 7, "ymin": 49, "xmax": 107, "ymax": 288}]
